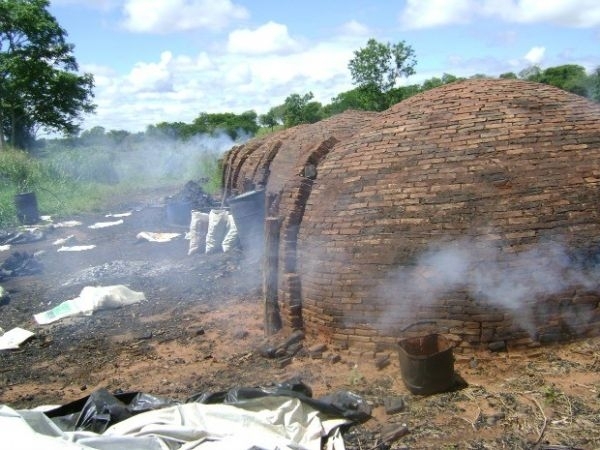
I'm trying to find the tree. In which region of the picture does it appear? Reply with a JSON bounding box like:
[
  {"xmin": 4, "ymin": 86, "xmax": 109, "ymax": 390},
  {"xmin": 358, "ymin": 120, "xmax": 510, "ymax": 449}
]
[
  {"xmin": 420, "ymin": 73, "xmax": 463, "ymax": 91},
  {"xmin": 518, "ymin": 65, "xmax": 542, "ymax": 81},
  {"xmin": 348, "ymin": 38, "xmax": 416, "ymax": 93},
  {"xmin": 191, "ymin": 110, "xmax": 258, "ymax": 140},
  {"xmin": 537, "ymin": 64, "xmax": 588, "ymax": 96},
  {"xmin": 79, "ymin": 126, "xmax": 106, "ymax": 146},
  {"xmin": 282, "ymin": 92, "xmax": 323, "ymax": 128},
  {"xmin": 590, "ymin": 66, "xmax": 600, "ymax": 102},
  {"xmin": 0, "ymin": 0, "xmax": 95, "ymax": 149},
  {"xmin": 258, "ymin": 109, "xmax": 279, "ymax": 131}
]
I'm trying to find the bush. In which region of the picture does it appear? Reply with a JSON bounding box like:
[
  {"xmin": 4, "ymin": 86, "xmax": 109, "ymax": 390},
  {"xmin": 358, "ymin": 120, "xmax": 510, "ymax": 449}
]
[{"xmin": 0, "ymin": 147, "xmax": 44, "ymax": 192}]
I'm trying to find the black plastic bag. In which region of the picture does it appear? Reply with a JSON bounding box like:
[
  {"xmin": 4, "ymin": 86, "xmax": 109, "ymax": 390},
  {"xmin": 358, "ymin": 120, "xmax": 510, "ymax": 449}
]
[
  {"xmin": 187, "ymin": 378, "xmax": 371, "ymax": 423},
  {"xmin": 45, "ymin": 388, "xmax": 176, "ymax": 433}
]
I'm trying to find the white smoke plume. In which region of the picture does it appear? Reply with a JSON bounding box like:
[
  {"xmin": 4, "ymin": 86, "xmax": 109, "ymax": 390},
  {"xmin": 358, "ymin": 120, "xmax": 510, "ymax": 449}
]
[{"xmin": 376, "ymin": 235, "xmax": 600, "ymax": 335}]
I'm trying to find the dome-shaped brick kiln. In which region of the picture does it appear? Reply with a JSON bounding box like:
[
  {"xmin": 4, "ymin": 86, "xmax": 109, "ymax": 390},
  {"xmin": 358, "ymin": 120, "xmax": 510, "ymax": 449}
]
[{"xmin": 225, "ymin": 79, "xmax": 600, "ymax": 352}]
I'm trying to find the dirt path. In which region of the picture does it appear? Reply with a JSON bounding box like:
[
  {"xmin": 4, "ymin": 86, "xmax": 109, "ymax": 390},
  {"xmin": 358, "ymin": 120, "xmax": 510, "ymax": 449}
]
[{"xmin": 0, "ymin": 196, "xmax": 599, "ymax": 449}]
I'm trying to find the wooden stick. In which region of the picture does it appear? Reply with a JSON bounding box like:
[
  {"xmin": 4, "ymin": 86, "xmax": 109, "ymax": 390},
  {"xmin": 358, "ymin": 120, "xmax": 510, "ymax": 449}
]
[
  {"xmin": 263, "ymin": 217, "xmax": 282, "ymax": 335},
  {"xmin": 529, "ymin": 395, "xmax": 548, "ymax": 446}
]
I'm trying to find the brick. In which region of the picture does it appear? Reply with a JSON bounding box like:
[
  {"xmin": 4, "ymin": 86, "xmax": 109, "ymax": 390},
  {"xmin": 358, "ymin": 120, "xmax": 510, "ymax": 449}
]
[{"xmin": 224, "ymin": 80, "xmax": 600, "ymax": 353}]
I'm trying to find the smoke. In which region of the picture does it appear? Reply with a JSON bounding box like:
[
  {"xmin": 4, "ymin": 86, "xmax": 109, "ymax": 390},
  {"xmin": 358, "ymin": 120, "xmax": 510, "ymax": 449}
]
[
  {"xmin": 114, "ymin": 131, "xmax": 240, "ymax": 183},
  {"xmin": 375, "ymin": 235, "xmax": 600, "ymax": 334}
]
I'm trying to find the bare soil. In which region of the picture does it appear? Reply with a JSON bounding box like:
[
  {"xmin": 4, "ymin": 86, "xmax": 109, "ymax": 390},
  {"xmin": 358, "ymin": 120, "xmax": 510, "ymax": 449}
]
[{"xmin": 0, "ymin": 189, "xmax": 599, "ymax": 449}]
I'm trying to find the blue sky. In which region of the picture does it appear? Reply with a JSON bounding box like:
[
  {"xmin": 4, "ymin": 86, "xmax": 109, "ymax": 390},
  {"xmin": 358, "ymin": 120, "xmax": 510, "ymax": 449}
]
[{"xmin": 47, "ymin": 0, "xmax": 600, "ymax": 134}]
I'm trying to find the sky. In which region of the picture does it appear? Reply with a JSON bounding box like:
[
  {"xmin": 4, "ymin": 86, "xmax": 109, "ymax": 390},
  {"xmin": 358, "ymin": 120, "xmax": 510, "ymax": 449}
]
[{"xmin": 47, "ymin": 0, "xmax": 600, "ymax": 135}]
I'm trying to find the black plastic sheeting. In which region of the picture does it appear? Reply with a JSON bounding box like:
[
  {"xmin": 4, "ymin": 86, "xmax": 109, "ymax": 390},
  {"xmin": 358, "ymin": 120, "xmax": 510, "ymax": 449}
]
[
  {"xmin": 0, "ymin": 251, "xmax": 43, "ymax": 280},
  {"xmin": 45, "ymin": 389, "xmax": 177, "ymax": 434},
  {"xmin": 44, "ymin": 379, "xmax": 372, "ymax": 434}
]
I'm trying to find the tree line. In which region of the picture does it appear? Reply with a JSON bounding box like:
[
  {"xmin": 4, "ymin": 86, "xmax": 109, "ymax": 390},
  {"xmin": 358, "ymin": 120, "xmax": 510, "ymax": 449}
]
[{"xmin": 2, "ymin": 2, "xmax": 599, "ymax": 150}]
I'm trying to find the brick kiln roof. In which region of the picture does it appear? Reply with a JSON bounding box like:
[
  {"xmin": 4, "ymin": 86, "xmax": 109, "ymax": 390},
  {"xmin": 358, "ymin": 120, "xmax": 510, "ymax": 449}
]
[
  {"xmin": 222, "ymin": 109, "xmax": 376, "ymax": 197},
  {"xmin": 294, "ymin": 78, "xmax": 600, "ymax": 349},
  {"xmin": 301, "ymin": 78, "xmax": 600, "ymax": 249}
]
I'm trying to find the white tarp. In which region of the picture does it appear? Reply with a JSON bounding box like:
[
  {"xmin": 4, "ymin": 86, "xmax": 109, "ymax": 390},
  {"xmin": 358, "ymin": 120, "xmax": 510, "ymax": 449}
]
[
  {"xmin": 53, "ymin": 221, "xmax": 83, "ymax": 228},
  {"xmin": 0, "ymin": 396, "xmax": 349, "ymax": 450},
  {"xmin": 136, "ymin": 232, "xmax": 181, "ymax": 243},
  {"xmin": 34, "ymin": 285, "xmax": 146, "ymax": 325},
  {"xmin": 53, "ymin": 235, "xmax": 75, "ymax": 246},
  {"xmin": 105, "ymin": 212, "xmax": 132, "ymax": 218},
  {"xmin": 57, "ymin": 245, "xmax": 96, "ymax": 252},
  {"xmin": 0, "ymin": 327, "xmax": 34, "ymax": 351},
  {"xmin": 88, "ymin": 220, "xmax": 124, "ymax": 229}
]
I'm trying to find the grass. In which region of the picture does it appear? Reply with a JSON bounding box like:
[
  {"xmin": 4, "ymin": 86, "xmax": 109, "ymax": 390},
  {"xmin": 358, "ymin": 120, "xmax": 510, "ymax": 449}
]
[
  {"xmin": 0, "ymin": 145, "xmax": 223, "ymax": 228},
  {"xmin": 255, "ymin": 125, "xmax": 285, "ymax": 137}
]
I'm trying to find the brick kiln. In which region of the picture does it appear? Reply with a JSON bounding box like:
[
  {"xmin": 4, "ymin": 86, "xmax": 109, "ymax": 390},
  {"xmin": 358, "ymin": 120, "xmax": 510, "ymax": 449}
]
[{"xmin": 223, "ymin": 79, "xmax": 600, "ymax": 353}]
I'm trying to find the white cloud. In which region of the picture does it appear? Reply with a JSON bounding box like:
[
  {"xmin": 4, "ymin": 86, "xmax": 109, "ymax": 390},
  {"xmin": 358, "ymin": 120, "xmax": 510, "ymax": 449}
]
[
  {"xmin": 122, "ymin": 0, "xmax": 248, "ymax": 33},
  {"xmin": 225, "ymin": 63, "xmax": 252, "ymax": 84},
  {"xmin": 399, "ymin": 0, "xmax": 473, "ymax": 29},
  {"xmin": 486, "ymin": 0, "xmax": 600, "ymax": 27},
  {"xmin": 51, "ymin": 0, "xmax": 119, "ymax": 9},
  {"xmin": 400, "ymin": 0, "xmax": 600, "ymax": 29},
  {"xmin": 339, "ymin": 20, "xmax": 370, "ymax": 36},
  {"xmin": 524, "ymin": 46, "xmax": 545, "ymax": 65},
  {"xmin": 125, "ymin": 51, "xmax": 174, "ymax": 93},
  {"xmin": 81, "ymin": 32, "xmax": 363, "ymax": 132},
  {"xmin": 227, "ymin": 21, "xmax": 300, "ymax": 55}
]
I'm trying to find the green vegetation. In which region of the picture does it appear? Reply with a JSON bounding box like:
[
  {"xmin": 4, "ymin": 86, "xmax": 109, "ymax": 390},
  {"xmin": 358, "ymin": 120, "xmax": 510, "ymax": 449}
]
[
  {"xmin": 0, "ymin": 0, "xmax": 95, "ymax": 149},
  {"xmin": 348, "ymin": 38, "xmax": 416, "ymax": 92},
  {"xmin": 0, "ymin": 141, "xmax": 222, "ymax": 227}
]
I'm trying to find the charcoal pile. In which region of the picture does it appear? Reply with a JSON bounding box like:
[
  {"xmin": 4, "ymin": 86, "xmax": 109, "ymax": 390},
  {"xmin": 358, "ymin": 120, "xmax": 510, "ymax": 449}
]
[{"xmin": 167, "ymin": 180, "xmax": 217, "ymax": 212}]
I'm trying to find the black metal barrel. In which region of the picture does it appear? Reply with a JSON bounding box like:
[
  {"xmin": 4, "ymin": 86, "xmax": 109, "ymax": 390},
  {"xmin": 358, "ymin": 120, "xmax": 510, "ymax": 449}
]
[
  {"xmin": 227, "ymin": 189, "xmax": 265, "ymax": 262},
  {"xmin": 14, "ymin": 192, "xmax": 40, "ymax": 225},
  {"xmin": 397, "ymin": 333, "xmax": 455, "ymax": 395}
]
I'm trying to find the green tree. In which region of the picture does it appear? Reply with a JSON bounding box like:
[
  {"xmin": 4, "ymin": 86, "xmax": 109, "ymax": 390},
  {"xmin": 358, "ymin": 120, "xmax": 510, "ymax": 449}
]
[
  {"xmin": 79, "ymin": 126, "xmax": 106, "ymax": 146},
  {"xmin": 147, "ymin": 121, "xmax": 190, "ymax": 140},
  {"xmin": 386, "ymin": 83, "xmax": 422, "ymax": 105},
  {"xmin": 189, "ymin": 110, "xmax": 258, "ymax": 140},
  {"xmin": 348, "ymin": 38, "xmax": 416, "ymax": 93},
  {"xmin": 590, "ymin": 66, "xmax": 600, "ymax": 102},
  {"xmin": 0, "ymin": 0, "xmax": 95, "ymax": 149},
  {"xmin": 258, "ymin": 109, "xmax": 279, "ymax": 131},
  {"xmin": 420, "ymin": 73, "xmax": 463, "ymax": 91},
  {"xmin": 518, "ymin": 65, "xmax": 542, "ymax": 81},
  {"xmin": 282, "ymin": 92, "xmax": 323, "ymax": 127},
  {"xmin": 106, "ymin": 129, "xmax": 130, "ymax": 145},
  {"xmin": 537, "ymin": 64, "xmax": 588, "ymax": 96},
  {"xmin": 325, "ymin": 84, "xmax": 388, "ymax": 114}
]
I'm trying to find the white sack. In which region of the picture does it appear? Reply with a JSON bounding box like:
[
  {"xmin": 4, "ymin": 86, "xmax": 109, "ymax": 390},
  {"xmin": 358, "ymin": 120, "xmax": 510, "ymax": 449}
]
[
  {"xmin": 0, "ymin": 327, "xmax": 34, "ymax": 351},
  {"xmin": 205, "ymin": 210, "xmax": 228, "ymax": 254},
  {"xmin": 188, "ymin": 211, "xmax": 210, "ymax": 256},
  {"xmin": 221, "ymin": 213, "xmax": 239, "ymax": 253}
]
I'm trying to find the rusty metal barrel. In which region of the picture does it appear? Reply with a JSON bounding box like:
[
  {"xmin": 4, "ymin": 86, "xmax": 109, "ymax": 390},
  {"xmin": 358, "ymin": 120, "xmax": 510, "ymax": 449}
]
[{"xmin": 397, "ymin": 322, "xmax": 456, "ymax": 395}]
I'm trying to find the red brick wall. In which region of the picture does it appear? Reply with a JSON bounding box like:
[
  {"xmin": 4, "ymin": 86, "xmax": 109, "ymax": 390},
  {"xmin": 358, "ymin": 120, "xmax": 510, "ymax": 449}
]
[
  {"xmin": 298, "ymin": 79, "xmax": 600, "ymax": 351},
  {"xmin": 222, "ymin": 111, "xmax": 377, "ymax": 331}
]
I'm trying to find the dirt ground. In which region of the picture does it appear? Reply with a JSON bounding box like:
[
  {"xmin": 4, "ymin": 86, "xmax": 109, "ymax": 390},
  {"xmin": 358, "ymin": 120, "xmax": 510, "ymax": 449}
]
[{"xmin": 0, "ymin": 188, "xmax": 599, "ymax": 449}]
